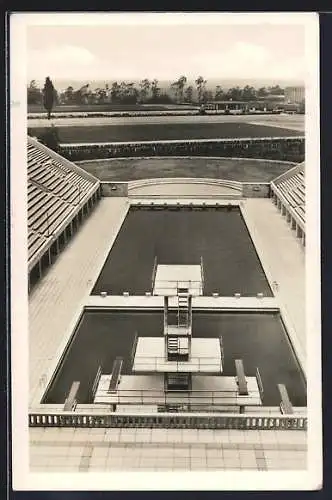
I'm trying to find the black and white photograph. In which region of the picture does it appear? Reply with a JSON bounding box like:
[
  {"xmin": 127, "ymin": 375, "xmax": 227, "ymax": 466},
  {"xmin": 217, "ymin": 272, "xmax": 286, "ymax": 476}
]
[{"xmin": 10, "ymin": 12, "xmax": 321, "ymax": 490}]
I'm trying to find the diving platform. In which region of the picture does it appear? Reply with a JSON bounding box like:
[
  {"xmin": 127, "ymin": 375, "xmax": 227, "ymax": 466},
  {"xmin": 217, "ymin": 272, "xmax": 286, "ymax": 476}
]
[
  {"xmin": 94, "ymin": 374, "xmax": 262, "ymax": 407},
  {"xmin": 85, "ymin": 294, "xmax": 278, "ymax": 311},
  {"xmin": 132, "ymin": 337, "xmax": 223, "ymax": 373},
  {"xmin": 165, "ymin": 325, "xmax": 191, "ymax": 336},
  {"xmin": 153, "ymin": 264, "xmax": 203, "ymax": 296}
]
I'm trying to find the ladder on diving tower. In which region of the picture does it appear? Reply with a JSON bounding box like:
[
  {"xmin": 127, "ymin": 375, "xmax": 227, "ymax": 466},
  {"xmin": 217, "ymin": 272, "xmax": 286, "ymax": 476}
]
[
  {"xmin": 167, "ymin": 336, "xmax": 179, "ymax": 356},
  {"xmin": 177, "ymin": 289, "xmax": 190, "ymax": 327}
]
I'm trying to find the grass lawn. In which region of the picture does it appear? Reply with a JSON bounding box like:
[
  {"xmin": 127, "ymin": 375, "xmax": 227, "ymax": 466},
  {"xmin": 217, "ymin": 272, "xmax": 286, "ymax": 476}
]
[
  {"xmin": 77, "ymin": 157, "xmax": 295, "ymax": 182},
  {"xmin": 28, "ymin": 103, "xmax": 197, "ymax": 113},
  {"xmin": 29, "ymin": 121, "xmax": 302, "ymax": 144}
]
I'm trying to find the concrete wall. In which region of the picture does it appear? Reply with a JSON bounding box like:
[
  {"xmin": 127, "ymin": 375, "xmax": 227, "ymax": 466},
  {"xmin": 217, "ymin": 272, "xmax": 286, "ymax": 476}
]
[
  {"xmin": 101, "ymin": 182, "xmax": 128, "ymax": 197},
  {"xmin": 127, "ymin": 178, "xmax": 243, "ymax": 199},
  {"xmin": 243, "ymin": 183, "xmax": 270, "ymax": 198},
  {"xmin": 60, "ymin": 137, "xmax": 305, "ymax": 163}
]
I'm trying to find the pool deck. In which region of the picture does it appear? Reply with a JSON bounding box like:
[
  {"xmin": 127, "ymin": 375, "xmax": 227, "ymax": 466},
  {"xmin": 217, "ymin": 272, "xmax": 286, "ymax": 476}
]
[
  {"xmin": 27, "ymin": 196, "xmax": 307, "ymax": 474},
  {"xmin": 29, "ymin": 197, "xmax": 129, "ymax": 408},
  {"xmin": 242, "ymin": 199, "xmax": 306, "ymax": 372}
]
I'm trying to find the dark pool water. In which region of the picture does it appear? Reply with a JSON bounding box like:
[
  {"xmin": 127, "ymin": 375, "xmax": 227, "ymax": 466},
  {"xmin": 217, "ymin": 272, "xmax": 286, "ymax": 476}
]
[
  {"xmin": 92, "ymin": 207, "xmax": 272, "ymax": 297},
  {"xmin": 43, "ymin": 310, "xmax": 306, "ymax": 407}
]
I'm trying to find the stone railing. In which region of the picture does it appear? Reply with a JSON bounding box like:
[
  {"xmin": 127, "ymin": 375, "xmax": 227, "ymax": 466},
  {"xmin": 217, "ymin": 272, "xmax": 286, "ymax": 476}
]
[{"xmin": 29, "ymin": 411, "xmax": 307, "ymax": 431}]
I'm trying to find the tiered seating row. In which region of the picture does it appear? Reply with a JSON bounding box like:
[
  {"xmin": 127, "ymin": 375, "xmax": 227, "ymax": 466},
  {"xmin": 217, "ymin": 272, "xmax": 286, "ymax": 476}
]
[
  {"xmin": 27, "ymin": 139, "xmax": 99, "ymax": 265},
  {"xmin": 274, "ymin": 167, "xmax": 305, "ymax": 224},
  {"xmin": 28, "ymin": 142, "xmax": 93, "ymax": 204},
  {"xmin": 28, "ymin": 229, "xmax": 48, "ymax": 258}
]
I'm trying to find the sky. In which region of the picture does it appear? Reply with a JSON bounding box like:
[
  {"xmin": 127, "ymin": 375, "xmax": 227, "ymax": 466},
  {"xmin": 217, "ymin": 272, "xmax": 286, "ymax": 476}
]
[{"xmin": 26, "ymin": 20, "xmax": 307, "ymax": 85}]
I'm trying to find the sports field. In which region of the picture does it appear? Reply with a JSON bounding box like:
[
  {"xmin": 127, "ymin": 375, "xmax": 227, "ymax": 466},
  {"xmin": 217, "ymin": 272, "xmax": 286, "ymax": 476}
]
[
  {"xmin": 29, "ymin": 121, "xmax": 302, "ymax": 144},
  {"xmin": 77, "ymin": 157, "xmax": 296, "ymax": 182},
  {"xmin": 28, "ymin": 103, "xmax": 197, "ymax": 114},
  {"xmin": 92, "ymin": 207, "xmax": 272, "ymax": 297},
  {"xmin": 43, "ymin": 310, "xmax": 306, "ymax": 407}
]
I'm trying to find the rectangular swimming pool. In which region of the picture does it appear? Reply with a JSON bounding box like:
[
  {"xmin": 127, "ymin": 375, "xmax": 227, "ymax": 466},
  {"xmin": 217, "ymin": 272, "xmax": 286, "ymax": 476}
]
[
  {"xmin": 43, "ymin": 310, "xmax": 306, "ymax": 408},
  {"xmin": 92, "ymin": 206, "xmax": 272, "ymax": 297}
]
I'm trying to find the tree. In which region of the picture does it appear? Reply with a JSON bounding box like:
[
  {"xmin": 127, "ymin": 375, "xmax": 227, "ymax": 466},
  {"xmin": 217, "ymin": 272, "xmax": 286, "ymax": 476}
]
[
  {"xmin": 195, "ymin": 76, "xmax": 207, "ymax": 104},
  {"xmin": 215, "ymin": 85, "xmax": 225, "ymax": 101},
  {"xmin": 139, "ymin": 79, "xmax": 150, "ymax": 103},
  {"xmin": 27, "ymin": 80, "xmax": 42, "ymax": 105},
  {"xmin": 268, "ymin": 85, "xmax": 284, "ymax": 95},
  {"xmin": 202, "ymin": 90, "xmax": 213, "ymax": 103},
  {"xmin": 242, "ymin": 85, "xmax": 257, "ymax": 101},
  {"xmin": 78, "ymin": 83, "xmax": 90, "ymax": 104},
  {"xmin": 176, "ymin": 75, "xmax": 187, "ymax": 103},
  {"xmin": 111, "ymin": 82, "xmax": 121, "ymax": 103},
  {"xmin": 257, "ymin": 87, "xmax": 268, "ymax": 98},
  {"xmin": 64, "ymin": 86, "xmax": 74, "ymax": 103},
  {"xmin": 226, "ymin": 86, "xmax": 242, "ymax": 101},
  {"xmin": 39, "ymin": 125, "xmax": 60, "ymax": 152},
  {"xmin": 170, "ymin": 80, "xmax": 180, "ymax": 102},
  {"xmin": 184, "ymin": 85, "xmax": 194, "ymax": 103},
  {"xmin": 43, "ymin": 77, "xmax": 56, "ymax": 119},
  {"xmin": 151, "ymin": 79, "xmax": 160, "ymax": 101}
]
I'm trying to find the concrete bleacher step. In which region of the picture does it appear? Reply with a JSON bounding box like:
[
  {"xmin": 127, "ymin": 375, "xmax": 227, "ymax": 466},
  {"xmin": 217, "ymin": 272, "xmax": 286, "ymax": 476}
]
[
  {"xmin": 28, "ymin": 235, "xmax": 49, "ymax": 257},
  {"xmin": 36, "ymin": 203, "xmax": 73, "ymax": 233},
  {"xmin": 30, "ymin": 197, "xmax": 65, "ymax": 229},
  {"xmin": 27, "ymin": 138, "xmax": 99, "ymax": 264},
  {"xmin": 28, "ymin": 193, "xmax": 52, "ymax": 220}
]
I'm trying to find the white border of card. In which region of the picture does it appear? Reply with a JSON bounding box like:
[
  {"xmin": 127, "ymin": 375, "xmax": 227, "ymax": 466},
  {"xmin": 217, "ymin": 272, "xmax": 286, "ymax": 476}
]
[{"xmin": 10, "ymin": 12, "xmax": 322, "ymax": 491}]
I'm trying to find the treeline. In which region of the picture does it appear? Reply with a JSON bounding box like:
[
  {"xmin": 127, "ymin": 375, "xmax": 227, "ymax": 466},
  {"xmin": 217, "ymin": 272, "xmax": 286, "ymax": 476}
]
[{"xmin": 27, "ymin": 76, "xmax": 287, "ymax": 106}]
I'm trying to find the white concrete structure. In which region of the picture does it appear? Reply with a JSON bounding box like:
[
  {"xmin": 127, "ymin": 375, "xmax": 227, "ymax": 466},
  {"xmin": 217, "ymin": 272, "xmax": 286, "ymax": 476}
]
[
  {"xmin": 153, "ymin": 264, "xmax": 203, "ymax": 296},
  {"xmin": 26, "ymin": 138, "xmax": 307, "ymax": 473}
]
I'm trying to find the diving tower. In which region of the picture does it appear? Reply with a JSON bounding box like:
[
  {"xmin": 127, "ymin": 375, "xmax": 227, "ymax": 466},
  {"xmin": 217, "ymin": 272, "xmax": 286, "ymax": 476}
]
[{"xmin": 94, "ymin": 275, "xmax": 264, "ymax": 412}]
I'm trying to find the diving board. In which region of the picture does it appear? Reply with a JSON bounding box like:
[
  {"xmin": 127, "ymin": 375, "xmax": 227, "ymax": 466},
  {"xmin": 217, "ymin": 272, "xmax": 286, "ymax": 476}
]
[
  {"xmin": 235, "ymin": 359, "xmax": 248, "ymax": 396},
  {"xmin": 278, "ymin": 383, "xmax": 294, "ymax": 414},
  {"xmin": 108, "ymin": 357, "xmax": 123, "ymax": 393},
  {"xmin": 63, "ymin": 381, "xmax": 80, "ymax": 411}
]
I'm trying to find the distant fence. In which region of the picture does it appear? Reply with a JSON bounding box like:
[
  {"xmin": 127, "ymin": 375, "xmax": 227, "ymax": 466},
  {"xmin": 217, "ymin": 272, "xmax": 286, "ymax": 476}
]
[
  {"xmin": 59, "ymin": 137, "xmax": 305, "ymax": 163},
  {"xmin": 29, "ymin": 412, "xmax": 307, "ymax": 430}
]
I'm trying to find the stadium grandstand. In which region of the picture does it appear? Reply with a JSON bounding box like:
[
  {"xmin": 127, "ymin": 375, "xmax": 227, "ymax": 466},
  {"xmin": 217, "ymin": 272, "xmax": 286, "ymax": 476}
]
[
  {"xmin": 28, "ymin": 118, "xmax": 307, "ymax": 474},
  {"xmin": 271, "ymin": 162, "xmax": 305, "ymax": 246},
  {"xmin": 28, "ymin": 137, "xmax": 101, "ymax": 290}
]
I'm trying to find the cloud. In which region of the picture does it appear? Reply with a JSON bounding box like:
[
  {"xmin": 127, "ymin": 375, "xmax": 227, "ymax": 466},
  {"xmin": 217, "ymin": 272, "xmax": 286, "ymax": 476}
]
[
  {"xmin": 233, "ymin": 41, "xmax": 269, "ymax": 64},
  {"xmin": 186, "ymin": 42, "xmax": 304, "ymax": 80},
  {"xmin": 27, "ymin": 45, "xmax": 97, "ymax": 79},
  {"xmin": 27, "ymin": 40, "xmax": 305, "ymax": 83}
]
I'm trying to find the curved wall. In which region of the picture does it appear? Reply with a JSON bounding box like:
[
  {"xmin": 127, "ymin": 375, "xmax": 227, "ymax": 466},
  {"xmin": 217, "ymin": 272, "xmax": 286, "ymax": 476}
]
[{"xmin": 127, "ymin": 177, "xmax": 243, "ymax": 198}]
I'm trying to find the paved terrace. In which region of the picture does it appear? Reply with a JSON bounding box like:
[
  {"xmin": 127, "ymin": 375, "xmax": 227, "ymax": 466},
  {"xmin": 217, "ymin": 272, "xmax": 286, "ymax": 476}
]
[
  {"xmin": 30, "ymin": 426, "xmax": 306, "ymax": 473},
  {"xmin": 29, "ymin": 196, "xmax": 306, "ymax": 473},
  {"xmin": 29, "ymin": 197, "xmax": 129, "ymax": 408},
  {"xmin": 242, "ymin": 199, "xmax": 306, "ymax": 372}
]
